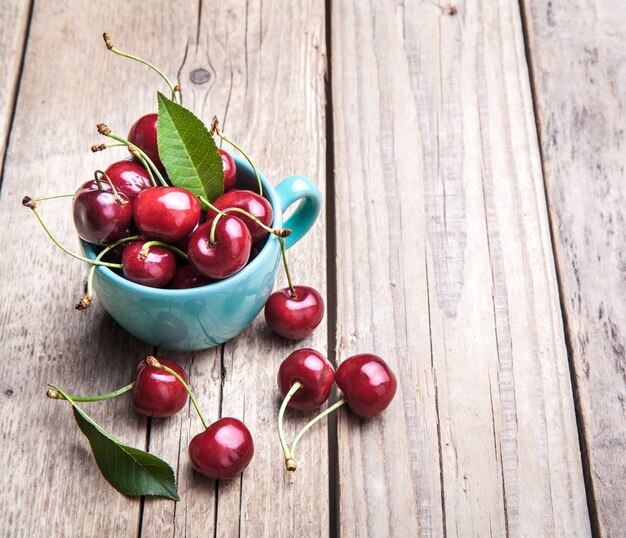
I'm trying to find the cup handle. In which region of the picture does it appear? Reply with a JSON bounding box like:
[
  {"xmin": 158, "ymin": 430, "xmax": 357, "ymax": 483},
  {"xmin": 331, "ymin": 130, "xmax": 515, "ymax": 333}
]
[{"xmin": 273, "ymin": 175, "xmax": 322, "ymax": 250}]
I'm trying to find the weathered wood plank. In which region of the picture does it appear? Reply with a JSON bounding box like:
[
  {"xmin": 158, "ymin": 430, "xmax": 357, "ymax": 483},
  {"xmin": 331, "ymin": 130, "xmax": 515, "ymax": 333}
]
[
  {"xmin": 0, "ymin": 0, "xmax": 31, "ymax": 176},
  {"xmin": 331, "ymin": 1, "xmax": 590, "ymax": 535},
  {"xmin": 522, "ymin": 1, "xmax": 626, "ymax": 534},
  {"xmin": 141, "ymin": 1, "xmax": 329, "ymax": 536},
  {"xmin": 0, "ymin": 2, "xmax": 196, "ymax": 534}
]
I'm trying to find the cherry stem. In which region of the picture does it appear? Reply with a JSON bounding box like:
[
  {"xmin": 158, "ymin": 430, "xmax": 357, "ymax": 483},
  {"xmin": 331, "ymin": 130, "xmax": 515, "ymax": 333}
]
[
  {"xmin": 94, "ymin": 170, "xmax": 126, "ymax": 204},
  {"xmin": 91, "ymin": 142, "xmax": 126, "ymax": 152},
  {"xmin": 289, "ymin": 399, "xmax": 347, "ymax": 465},
  {"xmin": 279, "ymin": 236, "xmax": 296, "ymax": 298},
  {"xmin": 128, "ymin": 146, "xmax": 157, "ymax": 187},
  {"xmin": 46, "ymin": 382, "xmax": 134, "ymax": 402},
  {"xmin": 145, "ymin": 356, "xmax": 209, "ymax": 430},
  {"xmin": 31, "ymin": 193, "xmax": 74, "ymax": 202},
  {"xmin": 103, "ymin": 33, "xmax": 179, "ymax": 103},
  {"xmin": 97, "ymin": 124, "xmax": 168, "ymax": 187},
  {"xmin": 77, "ymin": 235, "xmax": 140, "ymax": 310},
  {"xmin": 210, "ymin": 116, "xmax": 263, "ymax": 196},
  {"xmin": 22, "ymin": 198, "xmax": 123, "ymax": 269},
  {"xmin": 277, "ymin": 381, "xmax": 302, "ymax": 471},
  {"xmin": 138, "ymin": 240, "xmax": 188, "ymax": 261}
]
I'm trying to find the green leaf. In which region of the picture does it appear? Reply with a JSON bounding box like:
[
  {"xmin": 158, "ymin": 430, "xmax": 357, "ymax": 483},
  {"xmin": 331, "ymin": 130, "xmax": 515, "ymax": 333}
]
[
  {"xmin": 56, "ymin": 386, "xmax": 179, "ymax": 501},
  {"xmin": 157, "ymin": 92, "xmax": 224, "ymax": 201}
]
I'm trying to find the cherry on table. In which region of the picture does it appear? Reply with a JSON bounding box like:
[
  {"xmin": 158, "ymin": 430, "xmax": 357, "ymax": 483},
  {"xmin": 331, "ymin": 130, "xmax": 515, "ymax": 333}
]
[
  {"xmin": 277, "ymin": 349, "xmax": 334, "ymax": 411},
  {"xmin": 335, "ymin": 354, "xmax": 397, "ymax": 418},
  {"xmin": 104, "ymin": 160, "xmax": 152, "ymax": 201},
  {"xmin": 188, "ymin": 417, "xmax": 254, "ymax": 480},
  {"xmin": 219, "ymin": 148, "xmax": 237, "ymax": 191},
  {"xmin": 128, "ymin": 113, "xmax": 164, "ymax": 173},
  {"xmin": 122, "ymin": 241, "xmax": 176, "ymax": 288},
  {"xmin": 132, "ymin": 357, "xmax": 189, "ymax": 417},
  {"xmin": 133, "ymin": 186, "xmax": 201, "ymax": 243},
  {"xmin": 264, "ymin": 286, "xmax": 324, "ymax": 340},
  {"xmin": 209, "ymin": 189, "xmax": 273, "ymax": 244}
]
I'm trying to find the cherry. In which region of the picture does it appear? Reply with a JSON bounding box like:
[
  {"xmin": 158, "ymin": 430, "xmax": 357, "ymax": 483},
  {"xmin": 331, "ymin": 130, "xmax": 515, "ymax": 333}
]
[
  {"xmin": 209, "ymin": 189, "xmax": 273, "ymax": 244},
  {"xmin": 335, "ymin": 354, "xmax": 397, "ymax": 418},
  {"xmin": 277, "ymin": 349, "xmax": 334, "ymax": 411},
  {"xmin": 187, "ymin": 216, "xmax": 252, "ymax": 279},
  {"xmin": 122, "ymin": 241, "xmax": 176, "ymax": 288},
  {"xmin": 73, "ymin": 180, "xmax": 133, "ymax": 245},
  {"xmin": 188, "ymin": 417, "xmax": 254, "ymax": 480},
  {"xmin": 219, "ymin": 148, "xmax": 237, "ymax": 191},
  {"xmin": 104, "ymin": 160, "xmax": 152, "ymax": 201},
  {"xmin": 133, "ymin": 186, "xmax": 201, "ymax": 243},
  {"xmin": 132, "ymin": 357, "xmax": 189, "ymax": 417},
  {"xmin": 127, "ymin": 113, "xmax": 164, "ymax": 173},
  {"xmin": 168, "ymin": 264, "xmax": 213, "ymax": 289},
  {"xmin": 264, "ymin": 286, "xmax": 324, "ymax": 340}
]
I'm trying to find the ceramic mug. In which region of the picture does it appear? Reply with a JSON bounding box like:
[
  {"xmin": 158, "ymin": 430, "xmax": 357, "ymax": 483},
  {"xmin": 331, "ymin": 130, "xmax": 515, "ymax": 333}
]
[{"xmin": 80, "ymin": 155, "xmax": 321, "ymax": 350}]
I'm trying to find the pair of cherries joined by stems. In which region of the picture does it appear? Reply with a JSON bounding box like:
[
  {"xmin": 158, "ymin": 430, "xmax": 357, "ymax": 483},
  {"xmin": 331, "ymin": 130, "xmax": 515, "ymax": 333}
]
[
  {"xmin": 48, "ymin": 356, "xmax": 253, "ymax": 481},
  {"xmin": 276, "ymin": 349, "xmax": 397, "ymax": 471}
]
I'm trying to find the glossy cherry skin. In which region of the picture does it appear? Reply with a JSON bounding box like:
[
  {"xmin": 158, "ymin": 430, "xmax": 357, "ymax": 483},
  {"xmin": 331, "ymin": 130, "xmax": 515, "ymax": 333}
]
[
  {"xmin": 335, "ymin": 354, "xmax": 397, "ymax": 418},
  {"xmin": 188, "ymin": 418, "xmax": 254, "ymax": 480},
  {"xmin": 219, "ymin": 148, "xmax": 237, "ymax": 191},
  {"xmin": 122, "ymin": 241, "xmax": 176, "ymax": 288},
  {"xmin": 133, "ymin": 187, "xmax": 201, "ymax": 243},
  {"xmin": 277, "ymin": 349, "xmax": 335, "ymax": 411},
  {"xmin": 187, "ymin": 216, "xmax": 252, "ymax": 279},
  {"xmin": 72, "ymin": 180, "xmax": 133, "ymax": 245},
  {"xmin": 209, "ymin": 189, "xmax": 273, "ymax": 244},
  {"xmin": 127, "ymin": 113, "xmax": 164, "ymax": 173},
  {"xmin": 264, "ymin": 286, "xmax": 324, "ymax": 340},
  {"xmin": 132, "ymin": 357, "xmax": 189, "ymax": 417},
  {"xmin": 168, "ymin": 264, "xmax": 213, "ymax": 289},
  {"xmin": 104, "ymin": 160, "xmax": 152, "ymax": 201}
]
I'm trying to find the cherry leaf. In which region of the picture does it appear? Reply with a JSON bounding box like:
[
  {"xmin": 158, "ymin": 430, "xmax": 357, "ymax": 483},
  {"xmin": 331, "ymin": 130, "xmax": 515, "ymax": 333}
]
[{"xmin": 157, "ymin": 92, "xmax": 224, "ymax": 202}]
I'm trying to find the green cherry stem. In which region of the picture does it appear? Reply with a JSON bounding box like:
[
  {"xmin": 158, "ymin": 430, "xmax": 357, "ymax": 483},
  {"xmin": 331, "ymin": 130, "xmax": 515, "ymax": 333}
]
[
  {"xmin": 279, "ymin": 236, "xmax": 296, "ymax": 298},
  {"xmin": 103, "ymin": 33, "xmax": 179, "ymax": 103},
  {"xmin": 31, "ymin": 193, "xmax": 74, "ymax": 202},
  {"xmin": 138, "ymin": 241, "xmax": 188, "ymax": 261},
  {"xmin": 47, "ymin": 382, "xmax": 134, "ymax": 402},
  {"xmin": 146, "ymin": 356, "xmax": 209, "ymax": 430},
  {"xmin": 94, "ymin": 170, "xmax": 126, "ymax": 204},
  {"xmin": 210, "ymin": 116, "xmax": 262, "ymax": 196},
  {"xmin": 278, "ymin": 381, "xmax": 302, "ymax": 471},
  {"xmin": 128, "ymin": 145, "xmax": 157, "ymax": 187},
  {"xmin": 21, "ymin": 197, "xmax": 123, "ymax": 269},
  {"xmin": 91, "ymin": 142, "xmax": 126, "ymax": 152},
  {"xmin": 288, "ymin": 399, "xmax": 347, "ymax": 466}
]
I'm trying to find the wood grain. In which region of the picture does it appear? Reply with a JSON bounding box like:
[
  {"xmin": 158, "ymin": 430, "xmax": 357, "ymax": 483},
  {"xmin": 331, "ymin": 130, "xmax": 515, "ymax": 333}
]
[
  {"xmin": 0, "ymin": 0, "xmax": 31, "ymax": 176},
  {"xmin": 331, "ymin": 1, "xmax": 590, "ymax": 535},
  {"xmin": 141, "ymin": 1, "xmax": 329, "ymax": 536},
  {"xmin": 522, "ymin": 0, "xmax": 626, "ymax": 534}
]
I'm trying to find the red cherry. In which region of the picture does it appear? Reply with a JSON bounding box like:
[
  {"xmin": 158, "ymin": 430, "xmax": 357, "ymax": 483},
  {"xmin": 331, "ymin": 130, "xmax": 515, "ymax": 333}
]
[
  {"xmin": 122, "ymin": 241, "xmax": 176, "ymax": 288},
  {"xmin": 187, "ymin": 216, "xmax": 252, "ymax": 279},
  {"xmin": 104, "ymin": 160, "xmax": 152, "ymax": 201},
  {"xmin": 72, "ymin": 180, "xmax": 133, "ymax": 245},
  {"xmin": 335, "ymin": 354, "xmax": 397, "ymax": 418},
  {"xmin": 132, "ymin": 357, "xmax": 189, "ymax": 417},
  {"xmin": 168, "ymin": 264, "xmax": 213, "ymax": 289},
  {"xmin": 277, "ymin": 349, "xmax": 334, "ymax": 411},
  {"xmin": 219, "ymin": 148, "xmax": 237, "ymax": 191},
  {"xmin": 133, "ymin": 187, "xmax": 201, "ymax": 243},
  {"xmin": 264, "ymin": 286, "xmax": 324, "ymax": 340},
  {"xmin": 188, "ymin": 418, "xmax": 254, "ymax": 480},
  {"xmin": 127, "ymin": 113, "xmax": 164, "ymax": 173},
  {"xmin": 209, "ymin": 189, "xmax": 273, "ymax": 244}
]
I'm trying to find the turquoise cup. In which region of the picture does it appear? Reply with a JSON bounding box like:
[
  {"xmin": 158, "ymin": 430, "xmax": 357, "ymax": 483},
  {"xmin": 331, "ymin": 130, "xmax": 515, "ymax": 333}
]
[{"xmin": 80, "ymin": 155, "xmax": 321, "ymax": 350}]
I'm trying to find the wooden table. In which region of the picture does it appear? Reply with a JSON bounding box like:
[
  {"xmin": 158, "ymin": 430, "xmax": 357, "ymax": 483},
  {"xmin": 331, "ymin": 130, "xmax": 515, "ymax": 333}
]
[{"xmin": 1, "ymin": 1, "xmax": 624, "ymax": 536}]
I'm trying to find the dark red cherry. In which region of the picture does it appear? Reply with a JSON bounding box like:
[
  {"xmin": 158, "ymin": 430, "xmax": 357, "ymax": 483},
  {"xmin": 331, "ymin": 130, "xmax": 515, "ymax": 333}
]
[
  {"xmin": 122, "ymin": 241, "xmax": 176, "ymax": 288},
  {"xmin": 264, "ymin": 286, "xmax": 324, "ymax": 340},
  {"xmin": 209, "ymin": 189, "xmax": 273, "ymax": 244},
  {"xmin": 133, "ymin": 187, "xmax": 201, "ymax": 243},
  {"xmin": 168, "ymin": 264, "xmax": 213, "ymax": 289},
  {"xmin": 127, "ymin": 113, "xmax": 164, "ymax": 173},
  {"xmin": 277, "ymin": 349, "xmax": 335, "ymax": 411},
  {"xmin": 188, "ymin": 417, "xmax": 254, "ymax": 480},
  {"xmin": 132, "ymin": 357, "xmax": 189, "ymax": 417},
  {"xmin": 104, "ymin": 160, "xmax": 152, "ymax": 201},
  {"xmin": 335, "ymin": 354, "xmax": 397, "ymax": 418},
  {"xmin": 219, "ymin": 148, "xmax": 237, "ymax": 191},
  {"xmin": 187, "ymin": 216, "xmax": 252, "ymax": 279},
  {"xmin": 72, "ymin": 180, "xmax": 133, "ymax": 245}
]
